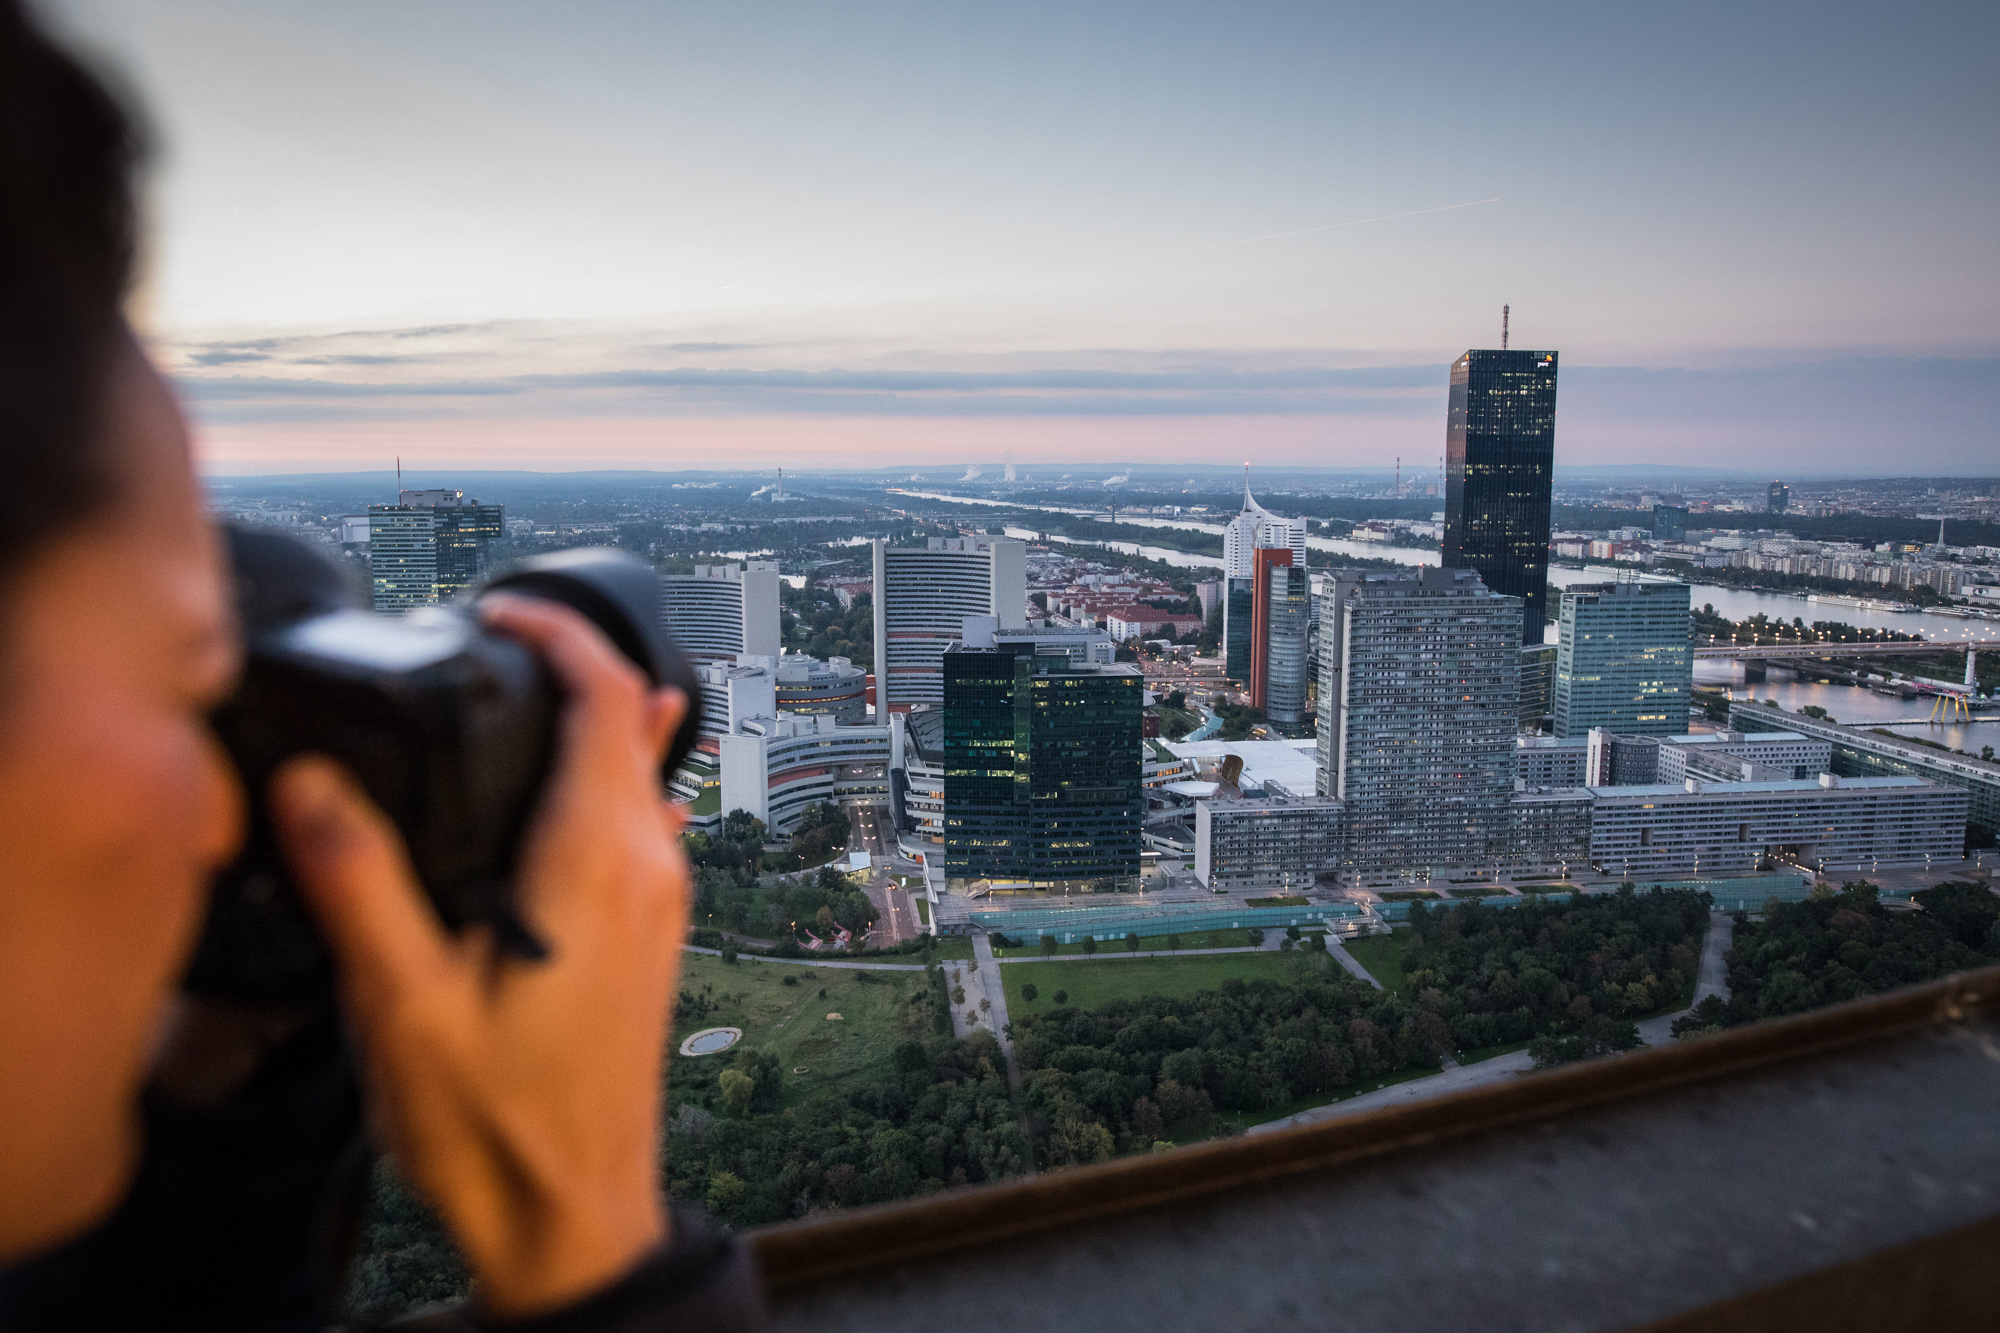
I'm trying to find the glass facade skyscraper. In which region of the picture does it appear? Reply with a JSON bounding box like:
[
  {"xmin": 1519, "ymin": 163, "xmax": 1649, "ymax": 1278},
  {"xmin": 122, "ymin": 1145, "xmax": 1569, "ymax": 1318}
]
[
  {"xmin": 942, "ymin": 645, "xmax": 1143, "ymax": 891},
  {"xmin": 1443, "ymin": 349, "xmax": 1559, "ymax": 646},
  {"xmin": 1553, "ymin": 580, "xmax": 1694, "ymax": 738},
  {"xmin": 1223, "ymin": 575, "xmax": 1254, "ymax": 681}
]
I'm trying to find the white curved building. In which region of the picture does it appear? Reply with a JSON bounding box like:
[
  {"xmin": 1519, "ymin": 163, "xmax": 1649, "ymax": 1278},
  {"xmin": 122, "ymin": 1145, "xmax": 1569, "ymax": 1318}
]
[
  {"xmin": 871, "ymin": 537, "xmax": 1026, "ymax": 712},
  {"xmin": 719, "ymin": 712, "xmax": 901, "ymax": 834},
  {"xmin": 663, "ymin": 562, "xmax": 781, "ymax": 664}
]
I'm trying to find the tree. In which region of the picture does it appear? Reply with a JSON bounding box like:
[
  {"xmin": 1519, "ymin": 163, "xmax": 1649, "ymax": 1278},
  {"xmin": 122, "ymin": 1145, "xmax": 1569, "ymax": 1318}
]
[
  {"xmin": 1081, "ymin": 936, "xmax": 1099, "ymax": 955},
  {"xmin": 1125, "ymin": 932, "xmax": 1141, "ymax": 952},
  {"xmin": 1053, "ymin": 990, "xmax": 1068, "ymax": 1005},
  {"xmin": 1020, "ymin": 982, "xmax": 1039, "ymax": 1003},
  {"xmin": 720, "ymin": 940, "xmax": 739, "ymax": 964},
  {"xmin": 718, "ymin": 1069, "xmax": 754, "ymax": 1117},
  {"xmin": 1040, "ymin": 934, "xmax": 1059, "ymax": 958},
  {"xmin": 1164, "ymin": 689, "xmax": 1187, "ymax": 711},
  {"xmin": 1166, "ymin": 934, "xmax": 1182, "ymax": 952},
  {"xmin": 705, "ymin": 1170, "xmax": 747, "ymax": 1218},
  {"xmin": 1246, "ymin": 928, "xmax": 1265, "ymax": 946},
  {"xmin": 1130, "ymin": 1095, "xmax": 1165, "ymax": 1142}
]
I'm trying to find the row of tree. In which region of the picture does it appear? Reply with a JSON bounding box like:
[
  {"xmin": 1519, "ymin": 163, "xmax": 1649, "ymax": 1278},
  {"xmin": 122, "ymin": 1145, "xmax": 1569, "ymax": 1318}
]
[{"xmin": 1673, "ymin": 882, "xmax": 2000, "ymax": 1036}]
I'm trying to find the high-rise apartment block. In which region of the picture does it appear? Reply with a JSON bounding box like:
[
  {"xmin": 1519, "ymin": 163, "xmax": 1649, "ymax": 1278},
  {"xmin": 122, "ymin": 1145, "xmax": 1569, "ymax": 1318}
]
[
  {"xmin": 941, "ymin": 643, "xmax": 1142, "ymax": 891},
  {"xmin": 368, "ymin": 489, "xmax": 504, "ymax": 612},
  {"xmin": 1553, "ymin": 580, "xmax": 1693, "ymax": 738},
  {"xmin": 1442, "ymin": 348, "xmax": 1558, "ymax": 645},
  {"xmin": 662, "ymin": 562, "xmax": 782, "ymax": 664},
  {"xmin": 1250, "ymin": 547, "xmax": 1310, "ymax": 729},
  {"xmin": 872, "ymin": 536, "xmax": 1026, "ymax": 712},
  {"xmin": 1315, "ymin": 566, "xmax": 1521, "ymax": 875}
]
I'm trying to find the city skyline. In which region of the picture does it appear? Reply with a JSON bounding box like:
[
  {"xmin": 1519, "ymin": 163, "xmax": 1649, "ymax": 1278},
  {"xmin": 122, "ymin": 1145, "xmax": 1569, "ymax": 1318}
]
[{"xmin": 45, "ymin": 0, "xmax": 1999, "ymax": 476}]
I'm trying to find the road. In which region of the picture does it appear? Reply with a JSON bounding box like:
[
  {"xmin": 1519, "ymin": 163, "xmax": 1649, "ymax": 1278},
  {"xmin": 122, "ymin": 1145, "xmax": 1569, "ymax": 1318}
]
[
  {"xmin": 1636, "ymin": 911, "xmax": 1735, "ymax": 1046},
  {"xmin": 844, "ymin": 800, "xmax": 923, "ymax": 947}
]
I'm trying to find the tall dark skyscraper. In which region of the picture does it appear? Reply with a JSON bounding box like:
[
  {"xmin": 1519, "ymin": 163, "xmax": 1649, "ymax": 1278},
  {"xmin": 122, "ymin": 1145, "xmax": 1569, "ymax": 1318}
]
[
  {"xmin": 1767, "ymin": 481, "xmax": 1790, "ymax": 514},
  {"xmin": 1442, "ymin": 348, "xmax": 1559, "ymax": 646}
]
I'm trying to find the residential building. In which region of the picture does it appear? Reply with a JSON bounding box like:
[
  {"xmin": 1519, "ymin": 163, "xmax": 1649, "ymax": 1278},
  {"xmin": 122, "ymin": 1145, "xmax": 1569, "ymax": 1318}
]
[
  {"xmin": 1587, "ymin": 775, "xmax": 1966, "ymax": 878},
  {"xmin": 1315, "ymin": 566, "xmax": 1521, "ymax": 875},
  {"xmin": 662, "ymin": 562, "xmax": 781, "ymax": 665},
  {"xmin": 872, "ymin": 536, "xmax": 1027, "ymax": 712},
  {"xmin": 942, "ymin": 644, "xmax": 1143, "ymax": 891},
  {"xmin": 1195, "ymin": 794, "xmax": 1344, "ymax": 891},
  {"xmin": 1553, "ymin": 580, "xmax": 1693, "ymax": 738},
  {"xmin": 1442, "ymin": 348, "xmax": 1559, "ymax": 645},
  {"xmin": 1731, "ymin": 701, "xmax": 2000, "ymax": 840},
  {"xmin": 1509, "ymin": 787, "xmax": 1594, "ymax": 871}
]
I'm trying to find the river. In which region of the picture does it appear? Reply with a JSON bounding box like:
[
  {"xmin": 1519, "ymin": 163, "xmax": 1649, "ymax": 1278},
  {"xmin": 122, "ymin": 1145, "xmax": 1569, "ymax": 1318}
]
[{"xmin": 896, "ymin": 489, "xmax": 1439, "ymax": 569}]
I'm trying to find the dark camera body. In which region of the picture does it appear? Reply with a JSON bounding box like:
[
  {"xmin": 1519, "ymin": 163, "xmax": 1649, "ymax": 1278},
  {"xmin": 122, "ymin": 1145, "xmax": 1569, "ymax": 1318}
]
[{"xmin": 186, "ymin": 528, "xmax": 703, "ymax": 1006}]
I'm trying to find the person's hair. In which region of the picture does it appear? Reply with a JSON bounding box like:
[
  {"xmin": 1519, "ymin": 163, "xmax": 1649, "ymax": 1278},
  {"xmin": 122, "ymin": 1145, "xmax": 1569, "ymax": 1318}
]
[{"xmin": 0, "ymin": 0, "xmax": 143, "ymax": 566}]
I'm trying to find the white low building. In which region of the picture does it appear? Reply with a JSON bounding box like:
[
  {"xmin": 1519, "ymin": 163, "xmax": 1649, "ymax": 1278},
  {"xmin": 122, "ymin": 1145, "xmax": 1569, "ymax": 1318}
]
[
  {"xmin": 1587, "ymin": 775, "xmax": 1967, "ymax": 877},
  {"xmin": 718, "ymin": 713, "xmax": 901, "ymax": 835}
]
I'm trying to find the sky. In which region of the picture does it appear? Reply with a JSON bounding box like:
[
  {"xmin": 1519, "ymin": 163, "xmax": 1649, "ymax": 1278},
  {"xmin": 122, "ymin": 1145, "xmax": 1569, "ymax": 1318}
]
[{"xmin": 44, "ymin": 0, "xmax": 2000, "ymax": 476}]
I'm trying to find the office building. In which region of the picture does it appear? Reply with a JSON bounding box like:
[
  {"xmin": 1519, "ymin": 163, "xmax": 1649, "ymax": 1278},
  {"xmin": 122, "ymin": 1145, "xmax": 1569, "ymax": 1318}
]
[
  {"xmin": 972, "ymin": 618, "xmax": 1116, "ymax": 666},
  {"xmin": 691, "ymin": 658, "xmax": 779, "ymax": 738},
  {"xmin": 1587, "ymin": 775, "xmax": 1965, "ymax": 878},
  {"xmin": 367, "ymin": 489, "xmax": 505, "ymax": 612},
  {"xmin": 1732, "ymin": 701, "xmax": 2000, "ymax": 840},
  {"xmin": 1315, "ymin": 566, "xmax": 1521, "ymax": 875},
  {"xmin": 662, "ymin": 562, "xmax": 781, "ymax": 665},
  {"xmin": 1250, "ymin": 547, "xmax": 1311, "ymax": 728},
  {"xmin": 872, "ymin": 536, "xmax": 1027, "ymax": 712},
  {"xmin": 1652, "ymin": 504, "xmax": 1688, "ymax": 542},
  {"xmin": 1768, "ymin": 481, "xmax": 1790, "ymax": 514},
  {"xmin": 774, "ymin": 654, "xmax": 868, "ymax": 725},
  {"xmin": 1654, "ymin": 731, "xmax": 1830, "ymax": 785},
  {"xmin": 1223, "ymin": 484, "xmax": 1306, "ymax": 576},
  {"xmin": 1195, "ymin": 794, "xmax": 1344, "ymax": 891},
  {"xmin": 367, "ymin": 506, "xmax": 439, "ymax": 612},
  {"xmin": 1223, "ymin": 576, "xmax": 1255, "ymax": 681},
  {"xmin": 1442, "ymin": 348, "xmax": 1559, "ymax": 645},
  {"xmin": 1553, "ymin": 580, "xmax": 1693, "ymax": 738},
  {"xmin": 1519, "ymin": 644, "xmax": 1557, "ymax": 729},
  {"xmin": 1224, "ymin": 486, "xmax": 1305, "ymax": 683},
  {"xmin": 718, "ymin": 712, "xmax": 897, "ymax": 835},
  {"xmin": 942, "ymin": 644, "xmax": 1143, "ymax": 891}
]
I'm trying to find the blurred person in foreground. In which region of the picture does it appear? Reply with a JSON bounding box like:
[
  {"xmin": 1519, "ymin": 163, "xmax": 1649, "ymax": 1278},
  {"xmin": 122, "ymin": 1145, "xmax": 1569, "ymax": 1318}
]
[{"xmin": 0, "ymin": 3, "xmax": 765, "ymax": 1328}]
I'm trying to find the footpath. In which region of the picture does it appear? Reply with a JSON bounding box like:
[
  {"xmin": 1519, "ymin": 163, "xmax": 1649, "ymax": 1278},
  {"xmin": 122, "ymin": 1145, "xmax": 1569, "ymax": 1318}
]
[{"xmin": 1253, "ymin": 912, "xmax": 1737, "ymax": 1135}]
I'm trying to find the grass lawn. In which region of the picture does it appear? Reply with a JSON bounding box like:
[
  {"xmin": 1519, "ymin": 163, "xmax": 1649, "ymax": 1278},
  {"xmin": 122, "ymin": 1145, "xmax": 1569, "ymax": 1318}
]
[
  {"xmin": 991, "ymin": 927, "xmax": 1258, "ymax": 958},
  {"xmin": 1448, "ymin": 887, "xmax": 1508, "ymax": 899},
  {"xmin": 1376, "ymin": 890, "xmax": 1441, "ymax": 902},
  {"xmin": 1341, "ymin": 929, "xmax": 1413, "ymax": 997},
  {"xmin": 670, "ymin": 952, "xmax": 927, "ymax": 1106},
  {"xmin": 928, "ymin": 935, "xmax": 975, "ymax": 961},
  {"xmin": 1513, "ymin": 882, "xmax": 1576, "ymax": 894},
  {"xmin": 1001, "ymin": 951, "xmax": 1321, "ymax": 1011},
  {"xmin": 914, "ymin": 897, "xmax": 931, "ymax": 925}
]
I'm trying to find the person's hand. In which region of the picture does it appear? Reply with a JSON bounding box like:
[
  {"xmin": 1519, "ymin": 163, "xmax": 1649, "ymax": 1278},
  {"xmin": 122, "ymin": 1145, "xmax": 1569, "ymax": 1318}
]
[{"xmin": 268, "ymin": 594, "xmax": 691, "ymax": 1318}]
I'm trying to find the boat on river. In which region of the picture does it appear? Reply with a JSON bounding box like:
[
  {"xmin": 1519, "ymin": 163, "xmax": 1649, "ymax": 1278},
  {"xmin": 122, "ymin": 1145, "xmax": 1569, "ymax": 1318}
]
[{"xmin": 1805, "ymin": 593, "xmax": 1919, "ymax": 613}]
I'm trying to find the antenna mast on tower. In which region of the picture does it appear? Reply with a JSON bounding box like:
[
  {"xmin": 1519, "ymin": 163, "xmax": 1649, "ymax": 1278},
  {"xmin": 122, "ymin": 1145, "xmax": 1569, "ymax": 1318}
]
[{"xmin": 1502, "ymin": 304, "xmax": 1509, "ymax": 350}]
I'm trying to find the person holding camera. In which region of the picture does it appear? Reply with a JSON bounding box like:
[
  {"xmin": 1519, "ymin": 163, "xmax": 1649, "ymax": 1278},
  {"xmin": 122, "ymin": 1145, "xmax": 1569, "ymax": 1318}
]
[{"xmin": 0, "ymin": 4, "xmax": 765, "ymax": 1328}]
